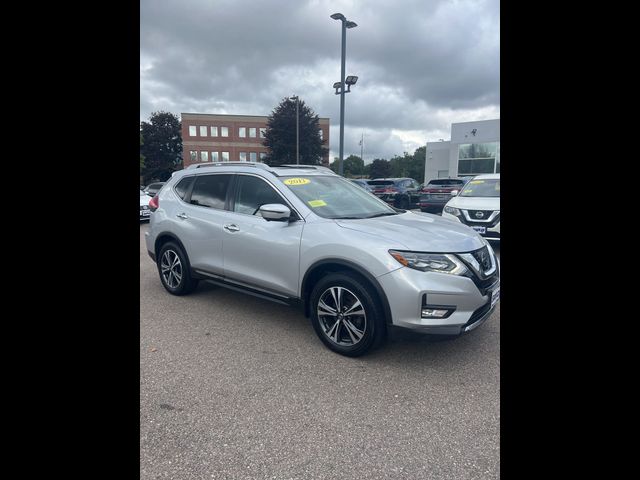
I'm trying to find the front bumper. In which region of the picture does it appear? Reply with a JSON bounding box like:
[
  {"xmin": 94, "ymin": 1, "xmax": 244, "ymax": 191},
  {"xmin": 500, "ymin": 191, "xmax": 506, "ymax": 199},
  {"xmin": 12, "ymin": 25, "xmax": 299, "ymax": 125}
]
[{"xmin": 377, "ymin": 266, "xmax": 499, "ymax": 334}]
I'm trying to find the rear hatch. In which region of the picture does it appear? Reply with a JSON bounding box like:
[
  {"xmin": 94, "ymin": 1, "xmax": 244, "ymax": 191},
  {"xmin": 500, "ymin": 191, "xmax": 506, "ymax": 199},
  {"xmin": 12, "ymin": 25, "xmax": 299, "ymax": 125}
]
[
  {"xmin": 421, "ymin": 179, "xmax": 465, "ymax": 200},
  {"xmin": 368, "ymin": 180, "xmax": 395, "ymax": 196}
]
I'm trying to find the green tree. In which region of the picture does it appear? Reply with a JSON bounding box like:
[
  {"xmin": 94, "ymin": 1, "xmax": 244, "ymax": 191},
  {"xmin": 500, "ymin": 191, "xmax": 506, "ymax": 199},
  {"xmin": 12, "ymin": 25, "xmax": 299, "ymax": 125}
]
[
  {"xmin": 263, "ymin": 97, "xmax": 327, "ymax": 166},
  {"xmin": 329, "ymin": 155, "xmax": 364, "ymax": 177},
  {"xmin": 140, "ymin": 133, "xmax": 145, "ymax": 173},
  {"xmin": 369, "ymin": 159, "xmax": 392, "ymax": 179},
  {"xmin": 140, "ymin": 111, "xmax": 182, "ymax": 183}
]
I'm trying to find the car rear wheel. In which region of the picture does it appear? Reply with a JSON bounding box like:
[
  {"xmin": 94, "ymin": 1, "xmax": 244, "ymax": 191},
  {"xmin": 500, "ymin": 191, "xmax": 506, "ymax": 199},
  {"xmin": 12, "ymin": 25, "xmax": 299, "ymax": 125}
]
[
  {"xmin": 157, "ymin": 242, "xmax": 198, "ymax": 295},
  {"xmin": 398, "ymin": 197, "xmax": 410, "ymax": 209},
  {"xmin": 310, "ymin": 272, "xmax": 386, "ymax": 357}
]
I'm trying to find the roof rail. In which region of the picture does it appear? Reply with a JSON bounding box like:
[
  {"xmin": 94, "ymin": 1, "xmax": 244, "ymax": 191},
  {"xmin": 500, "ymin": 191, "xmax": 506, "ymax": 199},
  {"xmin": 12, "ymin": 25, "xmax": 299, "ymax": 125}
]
[
  {"xmin": 274, "ymin": 164, "xmax": 335, "ymax": 173},
  {"xmin": 186, "ymin": 161, "xmax": 271, "ymax": 170}
]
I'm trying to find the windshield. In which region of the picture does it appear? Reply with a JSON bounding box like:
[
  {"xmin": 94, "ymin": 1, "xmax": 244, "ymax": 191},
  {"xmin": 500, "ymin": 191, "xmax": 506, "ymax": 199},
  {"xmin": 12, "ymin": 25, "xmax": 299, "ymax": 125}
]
[
  {"xmin": 459, "ymin": 178, "xmax": 500, "ymax": 197},
  {"xmin": 281, "ymin": 175, "xmax": 398, "ymax": 219},
  {"xmin": 368, "ymin": 180, "xmax": 394, "ymax": 186}
]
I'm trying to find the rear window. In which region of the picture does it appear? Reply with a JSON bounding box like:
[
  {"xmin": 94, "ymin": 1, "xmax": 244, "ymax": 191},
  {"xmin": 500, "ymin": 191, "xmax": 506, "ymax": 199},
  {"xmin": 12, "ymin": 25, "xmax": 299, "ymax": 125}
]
[
  {"xmin": 427, "ymin": 179, "xmax": 465, "ymax": 186},
  {"xmin": 368, "ymin": 180, "xmax": 394, "ymax": 186},
  {"xmin": 174, "ymin": 176, "xmax": 195, "ymax": 200}
]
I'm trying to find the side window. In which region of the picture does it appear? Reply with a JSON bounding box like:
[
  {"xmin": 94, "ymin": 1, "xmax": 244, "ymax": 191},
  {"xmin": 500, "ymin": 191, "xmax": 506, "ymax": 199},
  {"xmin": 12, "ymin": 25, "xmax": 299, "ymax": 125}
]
[
  {"xmin": 174, "ymin": 176, "xmax": 195, "ymax": 200},
  {"xmin": 234, "ymin": 175, "xmax": 286, "ymax": 216},
  {"xmin": 190, "ymin": 174, "xmax": 232, "ymax": 210}
]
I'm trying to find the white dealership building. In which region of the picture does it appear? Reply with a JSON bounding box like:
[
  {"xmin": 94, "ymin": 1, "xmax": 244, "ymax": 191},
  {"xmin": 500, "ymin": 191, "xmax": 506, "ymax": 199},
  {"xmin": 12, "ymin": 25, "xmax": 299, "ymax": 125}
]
[{"xmin": 424, "ymin": 119, "xmax": 500, "ymax": 183}]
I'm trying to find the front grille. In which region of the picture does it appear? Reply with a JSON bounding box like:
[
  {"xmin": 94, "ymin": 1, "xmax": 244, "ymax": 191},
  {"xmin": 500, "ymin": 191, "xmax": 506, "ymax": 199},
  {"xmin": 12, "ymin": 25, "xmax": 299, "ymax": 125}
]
[
  {"xmin": 459, "ymin": 212, "xmax": 500, "ymax": 227},
  {"xmin": 471, "ymin": 246, "xmax": 492, "ymax": 271},
  {"xmin": 467, "ymin": 209, "xmax": 493, "ymax": 220}
]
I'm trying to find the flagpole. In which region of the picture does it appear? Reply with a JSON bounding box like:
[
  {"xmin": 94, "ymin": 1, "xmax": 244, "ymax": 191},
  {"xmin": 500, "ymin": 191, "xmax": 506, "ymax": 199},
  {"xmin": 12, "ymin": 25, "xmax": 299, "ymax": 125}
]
[{"xmin": 360, "ymin": 132, "xmax": 364, "ymax": 164}]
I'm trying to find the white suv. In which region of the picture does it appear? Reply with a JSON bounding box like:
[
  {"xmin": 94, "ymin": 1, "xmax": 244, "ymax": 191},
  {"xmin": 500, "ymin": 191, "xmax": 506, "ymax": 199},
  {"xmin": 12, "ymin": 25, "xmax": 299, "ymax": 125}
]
[{"xmin": 442, "ymin": 174, "xmax": 500, "ymax": 241}]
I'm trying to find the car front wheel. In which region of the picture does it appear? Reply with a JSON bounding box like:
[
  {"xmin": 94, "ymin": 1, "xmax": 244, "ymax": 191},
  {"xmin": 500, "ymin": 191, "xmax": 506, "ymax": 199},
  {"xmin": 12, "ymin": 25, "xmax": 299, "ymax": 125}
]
[{"xmin": 310, "ymin": 272, "xmax": 386, "ymax": 356}]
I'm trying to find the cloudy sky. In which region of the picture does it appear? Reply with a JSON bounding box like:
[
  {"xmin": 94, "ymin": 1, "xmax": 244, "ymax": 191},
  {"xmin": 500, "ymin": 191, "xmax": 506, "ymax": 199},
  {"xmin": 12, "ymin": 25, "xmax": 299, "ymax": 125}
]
[{"xmin": 141, "ymin": 0, "xmax": 499, "ymax": 163}]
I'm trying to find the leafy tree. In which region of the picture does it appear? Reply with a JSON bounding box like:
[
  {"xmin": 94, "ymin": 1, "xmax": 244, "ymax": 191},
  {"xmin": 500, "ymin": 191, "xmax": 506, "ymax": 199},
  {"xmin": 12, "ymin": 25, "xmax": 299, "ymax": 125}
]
[
  {"xmin": 140, "ymin": 111, "xmax": 182, "ymax": 183},
  {"xmin": 263, "ymin": 97, "xmax": 327, "ymax": 166},
  {"xmin": 368, "ymin": 159, "xmax": 392, "ymax": 179},
  {"xmin": 329, "ymin": 155, "xmax": 364, "ymax": 177},
  {"xmin": 140, "ymin": 133, "xmax": 145, "ymax": 173},
  {"xmin": 389, "ymin": 147, "xmax": 426, "ymax": 182}
]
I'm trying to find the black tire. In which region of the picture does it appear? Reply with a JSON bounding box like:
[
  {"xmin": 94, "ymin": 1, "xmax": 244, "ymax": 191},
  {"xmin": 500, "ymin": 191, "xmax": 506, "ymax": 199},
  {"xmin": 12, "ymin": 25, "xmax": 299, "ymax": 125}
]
[
  {"xmin": 156, "ymin": 241, "xmax": 199, "ymax": 295},
  {"xmin": 309, "ymin": 272, "xmax": 386, "ymax": 357},
  {"xmin": 398, "ymin": 196, "xmax": 410, "ymax": 210}
]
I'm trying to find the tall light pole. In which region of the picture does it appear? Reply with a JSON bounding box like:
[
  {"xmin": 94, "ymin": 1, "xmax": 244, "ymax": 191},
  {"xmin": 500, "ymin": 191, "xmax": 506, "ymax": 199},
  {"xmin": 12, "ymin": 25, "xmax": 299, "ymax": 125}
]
[
  {"xmin": 331, "ymin": 13, "xmax": 357, "ymax": 176},
  {"xmin": 289, "ymin": 95, "xmax": 299, "ymax": 164}
]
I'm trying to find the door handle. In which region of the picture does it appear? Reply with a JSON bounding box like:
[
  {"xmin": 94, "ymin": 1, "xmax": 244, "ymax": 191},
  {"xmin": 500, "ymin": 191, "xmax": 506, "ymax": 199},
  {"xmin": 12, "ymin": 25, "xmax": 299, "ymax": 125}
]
[
  {"xmin": 223, "ymin": 224, "xmax": 240, "ymax": 232},
  {"xmin": 177, "ymin": 213, "xmax": 188, "ymax": 219}
]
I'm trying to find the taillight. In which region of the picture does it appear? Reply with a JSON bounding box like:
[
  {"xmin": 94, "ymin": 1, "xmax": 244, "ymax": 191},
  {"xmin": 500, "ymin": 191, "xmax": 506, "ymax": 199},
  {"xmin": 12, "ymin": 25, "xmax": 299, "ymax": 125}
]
[
  {"xmin": 384, "ymin": 187, "xmax": 398, "ymax": 193},
  {"xmin": 149, "ymin": 195, "xmax": 159, "ymax": 212}
]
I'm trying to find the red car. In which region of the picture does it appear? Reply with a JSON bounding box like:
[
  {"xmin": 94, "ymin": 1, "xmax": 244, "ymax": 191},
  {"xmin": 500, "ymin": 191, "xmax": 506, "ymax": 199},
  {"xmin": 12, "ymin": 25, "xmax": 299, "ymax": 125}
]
[{"xmin": 418, "ymin": 177, "xmax": 473, "ymax": 214}]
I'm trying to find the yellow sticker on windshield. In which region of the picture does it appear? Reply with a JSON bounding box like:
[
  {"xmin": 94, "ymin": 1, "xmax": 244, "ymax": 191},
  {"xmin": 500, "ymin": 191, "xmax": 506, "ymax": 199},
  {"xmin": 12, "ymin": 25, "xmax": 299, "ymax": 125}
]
[
  {"xmin": 284, "ymin": 178, "xmax": 311, "ymax": 186},
  {"xmin": 469, "ymin": 180, "xmax": 484, "ymax": 184},
  {"xmin": 308, "ymin": 199, "xmax": 327, "ymax": 207}
]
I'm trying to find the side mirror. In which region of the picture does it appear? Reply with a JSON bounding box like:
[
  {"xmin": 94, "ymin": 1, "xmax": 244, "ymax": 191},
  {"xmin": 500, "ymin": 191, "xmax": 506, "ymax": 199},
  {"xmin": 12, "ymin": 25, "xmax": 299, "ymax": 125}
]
[
  {"xmin": 259, "ymin": 203, "xmax": 291, "ymax": 222},
  {"xmin": 450, "ymin": 190, "xmax": 459, "ymax": 196}
]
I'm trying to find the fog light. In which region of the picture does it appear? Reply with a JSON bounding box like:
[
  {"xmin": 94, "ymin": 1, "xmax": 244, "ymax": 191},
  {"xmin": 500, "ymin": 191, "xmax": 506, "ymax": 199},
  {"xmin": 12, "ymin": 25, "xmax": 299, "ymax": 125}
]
[{"xmin": 421, "ymin": 308, "xmax": 450, "ymax": 318}]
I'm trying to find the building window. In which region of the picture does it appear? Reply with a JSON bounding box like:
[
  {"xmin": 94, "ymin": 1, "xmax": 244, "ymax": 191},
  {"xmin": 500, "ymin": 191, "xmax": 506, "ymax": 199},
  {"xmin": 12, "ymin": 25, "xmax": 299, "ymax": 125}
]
[
  {"xmin": 189, "ymin": 126, "xmax": 197, "ymax": 137},
  {"xmin": 319, "ymin": 129, "xmax": 323, "ymax": 141},
  {"xmin": 249, "ymin": 128, "xmax": 256, "ymax": 138},
  {"xmin": 239, "ymin": 127, "xmax": 246, "ymax": 138},
  {"xmin": 222, "ymin": 151, "xmax": 229, "ymax": 161},
  {"xmin": 260, "ymin": 128, "xmax": 266, "ymax": 138},
  {"xmin": 250, "ymin": 152, "xmax": 257, "ymax": 162},
  {"xmin": 200, "ymin": 151, "xmax": 208, "ymax": 162},
  {"xmin": 458, "ymin": 142, "xmax": 499, "ymax": 175},
  {"xmin": 212, "ymin": 151, "xmax": 219, "ymax": 162},
  {"xmin": 199, "ymin": 126, "xmax": 207, "ymax": 137},
  {"xmin": 190, "ymin": 151, "xmax": 197, "ymax": 161},
  {"xmin": 239, "ymin": 152, "xmax": 247, "ymax": 162},
  {"xmin": 259, "ymin": 152, "xmax": 267, "ymax": 162},
  {"xmin": 221, "ymin": 127, "xmax": 229, "ymax": 137},
  {"xmin": 211, "ymin": 126, "xmax": 218, "ymax": 137}
]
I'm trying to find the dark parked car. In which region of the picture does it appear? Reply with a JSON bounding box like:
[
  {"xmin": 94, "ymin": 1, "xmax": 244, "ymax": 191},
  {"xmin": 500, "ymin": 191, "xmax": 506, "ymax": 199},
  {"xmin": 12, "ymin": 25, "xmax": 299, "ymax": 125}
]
[
  {"xmin": 143, "ymin": 182, "xmax": 165, "ymax": 197},
  {"xmin": 369, "ymin": 178, "xmax": 422, "ymax": 209},
  {"xmin": 418, "ymin": 177, "xmax": 473, "ymax": 213},
  {"xmin": 350, "ymin": 179, "xmax": 373, "ymax": 192}
]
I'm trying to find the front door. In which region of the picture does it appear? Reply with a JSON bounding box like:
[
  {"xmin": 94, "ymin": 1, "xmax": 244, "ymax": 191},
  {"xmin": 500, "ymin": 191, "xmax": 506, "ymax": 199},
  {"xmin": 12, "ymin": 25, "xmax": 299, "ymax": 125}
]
[{"xmin": 222, "ymin": 174, "xmax": 303, "ymax": 298}]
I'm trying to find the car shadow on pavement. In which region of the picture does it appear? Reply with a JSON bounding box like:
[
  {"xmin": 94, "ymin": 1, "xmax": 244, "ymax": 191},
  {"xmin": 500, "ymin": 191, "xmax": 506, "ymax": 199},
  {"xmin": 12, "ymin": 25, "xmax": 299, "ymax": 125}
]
[{"xmin": 186, "ymin": 280, "xmax": 498, "ymax": 370}]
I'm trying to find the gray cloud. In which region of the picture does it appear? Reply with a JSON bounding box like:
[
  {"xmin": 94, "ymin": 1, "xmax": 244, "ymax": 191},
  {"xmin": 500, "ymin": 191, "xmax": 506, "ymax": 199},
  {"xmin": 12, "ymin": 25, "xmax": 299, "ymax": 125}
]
[{"xmin": 141, "ymin": 0, "xmax": 499, "ymax": 161}]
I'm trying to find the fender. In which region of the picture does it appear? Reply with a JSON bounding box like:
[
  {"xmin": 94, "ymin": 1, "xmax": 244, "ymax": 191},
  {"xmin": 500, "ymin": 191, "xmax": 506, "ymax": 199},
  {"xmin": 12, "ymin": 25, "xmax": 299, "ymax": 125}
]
[{"xmin": 301, "ymin": 258, "xmax": 393, "ymax": 325}]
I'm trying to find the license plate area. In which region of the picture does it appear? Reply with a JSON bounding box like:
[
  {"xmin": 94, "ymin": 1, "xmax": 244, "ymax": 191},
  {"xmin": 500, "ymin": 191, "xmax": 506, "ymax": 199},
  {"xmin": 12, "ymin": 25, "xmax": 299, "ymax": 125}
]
[{"xmin": 472, "ymin": 226, "xmax": 486, "ymax": 234}]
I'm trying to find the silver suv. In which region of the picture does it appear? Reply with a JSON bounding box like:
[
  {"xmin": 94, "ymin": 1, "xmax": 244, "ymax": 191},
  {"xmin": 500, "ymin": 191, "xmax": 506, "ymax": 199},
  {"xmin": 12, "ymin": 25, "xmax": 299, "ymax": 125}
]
[{"xmin": 145, "ymin": 162, "xmax": 500, "ymax": 356}]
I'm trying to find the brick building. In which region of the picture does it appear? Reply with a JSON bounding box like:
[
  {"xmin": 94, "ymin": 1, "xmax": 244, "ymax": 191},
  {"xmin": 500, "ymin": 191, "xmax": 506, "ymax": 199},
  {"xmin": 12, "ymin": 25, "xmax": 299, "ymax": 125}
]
[{"xmin": 181, "ymin": 113, "xmax": 330, "ymax": 168}]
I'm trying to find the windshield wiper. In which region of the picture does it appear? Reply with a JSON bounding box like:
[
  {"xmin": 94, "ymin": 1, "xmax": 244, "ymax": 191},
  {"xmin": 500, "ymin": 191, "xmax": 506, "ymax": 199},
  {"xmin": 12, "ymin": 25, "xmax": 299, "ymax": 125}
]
[
  {"xmin": 331, "ymin": 215, "xmax": 364, "ymax": 219},
  {"xmin": 363, "ymin": 212, "xmax": 398, "ymax": 218}
]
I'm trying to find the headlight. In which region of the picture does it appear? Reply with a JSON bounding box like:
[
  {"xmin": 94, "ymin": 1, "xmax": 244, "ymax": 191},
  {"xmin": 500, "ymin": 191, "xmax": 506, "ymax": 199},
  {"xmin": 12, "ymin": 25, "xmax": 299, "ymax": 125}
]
[
  {"xmin": 444, "ymin": 206, "xmax": 460, "ymax": 215},
  {"xmin": 389, "ymin": 250, "xmax": 468, "ymax": 275}
]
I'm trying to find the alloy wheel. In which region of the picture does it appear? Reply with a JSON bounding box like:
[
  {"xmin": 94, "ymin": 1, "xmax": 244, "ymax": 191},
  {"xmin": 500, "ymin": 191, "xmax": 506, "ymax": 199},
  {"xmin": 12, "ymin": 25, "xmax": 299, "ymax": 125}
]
[
  {"xmin": 161, "ymin": 250, "xmax": 183, "ymax": 289},
  {"xmin": 317, "ymin": 286, "xmax": 367, "ymax": 346}
]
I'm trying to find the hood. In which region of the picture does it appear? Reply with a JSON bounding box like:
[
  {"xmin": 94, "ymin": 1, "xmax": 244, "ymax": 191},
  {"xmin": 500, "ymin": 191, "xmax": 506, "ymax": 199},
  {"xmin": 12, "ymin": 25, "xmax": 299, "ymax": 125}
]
[
  {"xmin": 335, "ymin": 211, "xmax": 485, "ymax": 252},
  {"xmin": 446, "ymin": 196, "xmax": 500, "ymax": 211}
]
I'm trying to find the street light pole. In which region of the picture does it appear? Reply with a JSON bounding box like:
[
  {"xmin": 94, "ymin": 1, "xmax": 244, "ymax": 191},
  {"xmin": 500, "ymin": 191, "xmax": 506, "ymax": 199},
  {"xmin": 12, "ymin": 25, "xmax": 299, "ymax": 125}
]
[
  {"xmin": 331, "ymin": 13, "xmax": 357, "ymax": 176},
  {"xmin": 290, "ymin": 95, "xmax": 299, "ymax": 165},
  {"xmin": 338, "ymin": 21, "xmax": 346, "ymax": 175}
]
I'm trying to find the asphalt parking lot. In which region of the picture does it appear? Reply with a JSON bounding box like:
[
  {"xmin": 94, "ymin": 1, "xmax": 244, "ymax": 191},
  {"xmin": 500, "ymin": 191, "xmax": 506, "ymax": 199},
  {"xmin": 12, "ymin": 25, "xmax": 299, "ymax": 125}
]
[{"xmin": 140, "ymin": 222, "xmax": 500, "ymax": 479}]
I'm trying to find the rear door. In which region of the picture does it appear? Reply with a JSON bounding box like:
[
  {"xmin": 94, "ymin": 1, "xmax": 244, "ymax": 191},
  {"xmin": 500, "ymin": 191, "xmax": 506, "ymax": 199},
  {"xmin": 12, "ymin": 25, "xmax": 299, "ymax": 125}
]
[
  {"xmin": 221, "ymin": 174, "xmax": 304, "ymax": 298},
  {"xmin": 177, "ymin": 173, "xmax": 234, "ymax": 276}
]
